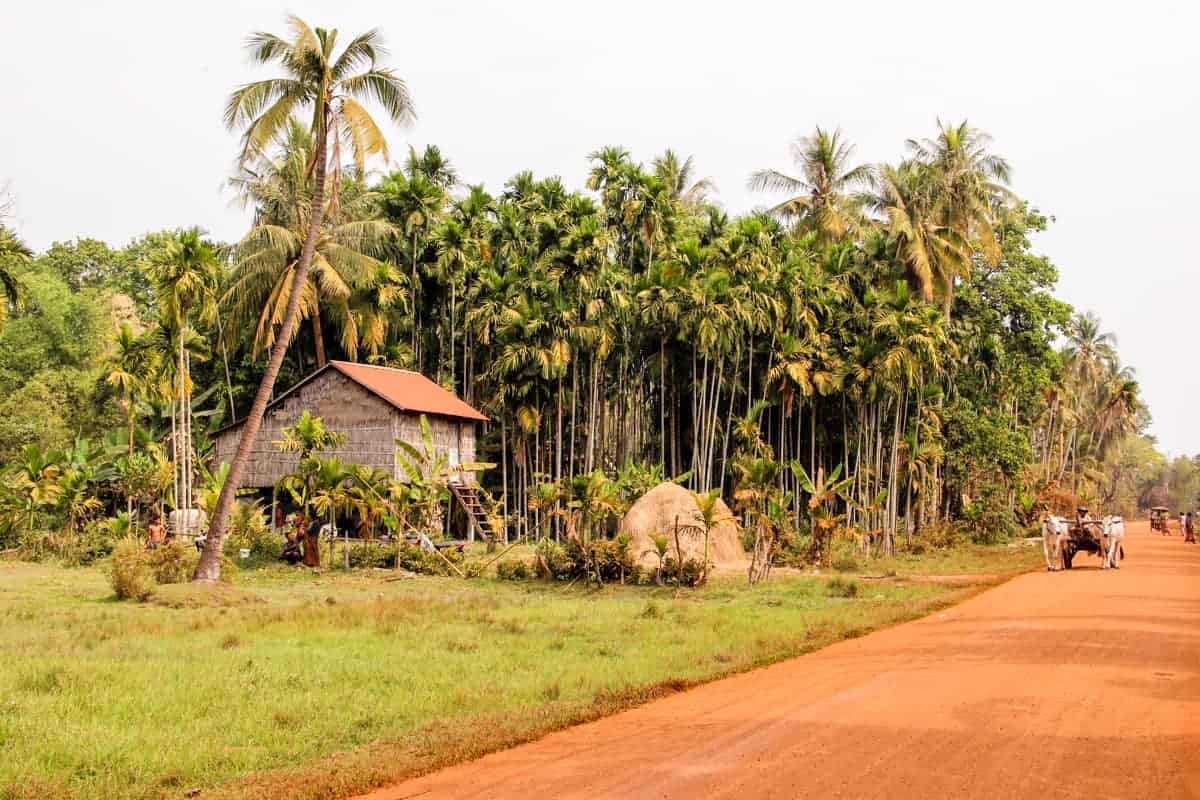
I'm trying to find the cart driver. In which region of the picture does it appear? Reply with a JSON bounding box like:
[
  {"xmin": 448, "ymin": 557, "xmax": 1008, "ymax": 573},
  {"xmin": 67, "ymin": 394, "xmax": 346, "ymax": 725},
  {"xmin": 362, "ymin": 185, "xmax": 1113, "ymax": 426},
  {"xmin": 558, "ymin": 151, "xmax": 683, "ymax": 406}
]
[{"xmin": 1075, "ymin": 507, "xmax": 1097, "ymax": 531}]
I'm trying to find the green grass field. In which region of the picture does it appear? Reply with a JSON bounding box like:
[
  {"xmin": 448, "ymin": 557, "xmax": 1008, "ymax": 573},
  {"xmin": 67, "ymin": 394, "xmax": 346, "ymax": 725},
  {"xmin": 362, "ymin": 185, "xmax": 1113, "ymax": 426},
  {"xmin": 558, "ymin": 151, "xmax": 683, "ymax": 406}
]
[{"xmin": 0, "ymin": 541, "xmax": 1041, "ymax": 800}]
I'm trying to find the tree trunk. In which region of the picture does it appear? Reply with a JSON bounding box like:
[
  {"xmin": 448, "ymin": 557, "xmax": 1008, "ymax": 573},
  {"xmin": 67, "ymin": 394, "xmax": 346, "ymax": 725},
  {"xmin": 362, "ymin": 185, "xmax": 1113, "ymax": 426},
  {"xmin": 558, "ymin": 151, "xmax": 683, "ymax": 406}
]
[
  {"xmin": 177, "ymin": 327, "xmax": 188, "ymax": 535},
  {"xmin": 501, "ymin": 414, "xmax": 509, "ymax": 543},
  {"xmin": 126, "ymin": 403, "xmax": 135, "ymax": 527},
  {"xmin": 569, "ymin": 358, "xmax": 578, "ymax": 481},
  {"xmin": 660, "ymin": 339, "xmax": 667, "ymax": 467},
  {"xmin": 194, "ymin": 120, "xmax": 331, "ymax": 582},
  {"xmin": 216, "ymin": 307, "xmax": 237, "ymax": 419},
  {"xmin": 312, "ymin": 309, "xmax": 327, "ymax": 368},
  {"xmin": 449, "ymin": 279, "xmax": 456, "ymax": 391},
  {"xmin": 555, "ymin": 375, "xmax": 563, "ymax": 539}
]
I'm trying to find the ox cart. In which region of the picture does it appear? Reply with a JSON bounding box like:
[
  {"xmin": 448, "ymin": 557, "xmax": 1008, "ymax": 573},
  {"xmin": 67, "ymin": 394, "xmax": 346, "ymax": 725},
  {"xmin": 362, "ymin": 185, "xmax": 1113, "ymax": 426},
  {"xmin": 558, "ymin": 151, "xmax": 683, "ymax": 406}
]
[
  {"xmin": 1149, "ymin": 506, "xmax": 1169, "ymax": 534},
  {"xmin": 1061, "ymin": 518, "xmax": 1105, "ymax": 569},
  {"xmin": 1061, "ymin": 516, "xmax": 1124, "ymax": 569}
]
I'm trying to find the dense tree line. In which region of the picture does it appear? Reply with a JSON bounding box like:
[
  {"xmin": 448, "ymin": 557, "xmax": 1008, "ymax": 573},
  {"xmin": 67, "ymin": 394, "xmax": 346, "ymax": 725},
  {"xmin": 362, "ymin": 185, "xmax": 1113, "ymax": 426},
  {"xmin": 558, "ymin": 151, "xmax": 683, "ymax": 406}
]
[{"xmin": 0, "ymin": 17, "xmax": 1162, "ymax": 569}]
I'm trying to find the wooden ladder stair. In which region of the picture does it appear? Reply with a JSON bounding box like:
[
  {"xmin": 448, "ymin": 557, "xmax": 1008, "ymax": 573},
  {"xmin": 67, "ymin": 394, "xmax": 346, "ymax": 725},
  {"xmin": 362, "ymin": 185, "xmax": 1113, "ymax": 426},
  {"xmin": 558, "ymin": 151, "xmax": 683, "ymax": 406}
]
[{"xmin": 449, "ymin": 482, "xmax": 498, "ymax": 542}]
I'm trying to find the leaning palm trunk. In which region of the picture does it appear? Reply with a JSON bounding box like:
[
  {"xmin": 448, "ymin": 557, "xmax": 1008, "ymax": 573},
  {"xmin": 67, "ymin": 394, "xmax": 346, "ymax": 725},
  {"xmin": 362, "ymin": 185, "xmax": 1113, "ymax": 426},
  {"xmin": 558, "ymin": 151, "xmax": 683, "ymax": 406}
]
[{"xmin": 194, "ymin": 131, "xmax": 329, "ymax": 582}]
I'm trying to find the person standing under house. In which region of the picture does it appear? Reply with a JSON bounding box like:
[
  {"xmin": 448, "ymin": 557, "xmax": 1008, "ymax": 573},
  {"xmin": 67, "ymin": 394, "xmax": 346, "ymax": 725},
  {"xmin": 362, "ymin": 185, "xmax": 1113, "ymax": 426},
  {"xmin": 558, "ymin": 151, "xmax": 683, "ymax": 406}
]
[{"xmin": 301, "ymin": 514, "xmax": 322, "ymax": 567}]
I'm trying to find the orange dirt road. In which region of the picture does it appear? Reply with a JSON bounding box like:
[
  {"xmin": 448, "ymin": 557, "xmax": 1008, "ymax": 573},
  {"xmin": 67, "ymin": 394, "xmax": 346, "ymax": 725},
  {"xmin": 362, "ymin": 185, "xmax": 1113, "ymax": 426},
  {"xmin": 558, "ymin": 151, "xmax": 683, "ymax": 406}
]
[{"xmin": 356, "ymin": 522, "xmax": 1200, "ymax": 799}]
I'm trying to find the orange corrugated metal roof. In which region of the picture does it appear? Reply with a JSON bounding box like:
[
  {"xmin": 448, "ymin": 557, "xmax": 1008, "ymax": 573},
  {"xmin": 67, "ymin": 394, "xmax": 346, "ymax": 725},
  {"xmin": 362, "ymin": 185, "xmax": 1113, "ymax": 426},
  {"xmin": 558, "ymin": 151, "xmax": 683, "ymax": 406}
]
[{"xmin": 329, "ymin": 361, "xmax": 488, "ymax": 422}]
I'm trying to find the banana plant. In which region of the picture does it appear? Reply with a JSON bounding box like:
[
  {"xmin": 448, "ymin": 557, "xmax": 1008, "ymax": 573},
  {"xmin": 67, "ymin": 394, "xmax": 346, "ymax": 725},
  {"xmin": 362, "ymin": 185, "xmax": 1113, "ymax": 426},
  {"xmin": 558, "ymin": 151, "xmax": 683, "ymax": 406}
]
[
  {"xmin": 394, "ymin": 414, "xmax": 493, "ymax": 536},
  {"xmin": 791, "ymin": 461, "xmax": 855, "ymax": 565},
  {"xmin": 8, "ymin": 445, "xmax": 66, "ymax": 531}
]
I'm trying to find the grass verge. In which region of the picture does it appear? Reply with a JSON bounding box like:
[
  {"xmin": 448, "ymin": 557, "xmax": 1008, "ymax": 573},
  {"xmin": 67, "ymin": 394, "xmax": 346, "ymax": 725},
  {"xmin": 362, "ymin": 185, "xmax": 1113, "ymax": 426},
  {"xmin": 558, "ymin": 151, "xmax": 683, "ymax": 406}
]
[{"xmin": 0, "ymin": 542, "xmax": 1040, "ymax": 800}]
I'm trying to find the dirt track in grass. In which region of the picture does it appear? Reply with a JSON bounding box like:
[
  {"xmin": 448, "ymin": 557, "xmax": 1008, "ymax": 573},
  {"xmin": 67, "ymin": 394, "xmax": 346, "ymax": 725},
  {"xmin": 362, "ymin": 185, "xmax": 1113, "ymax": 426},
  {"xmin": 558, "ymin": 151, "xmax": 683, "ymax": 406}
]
[{"xmin": 356, "ymin": 521, "xmax": 1200, "ymax": 799}]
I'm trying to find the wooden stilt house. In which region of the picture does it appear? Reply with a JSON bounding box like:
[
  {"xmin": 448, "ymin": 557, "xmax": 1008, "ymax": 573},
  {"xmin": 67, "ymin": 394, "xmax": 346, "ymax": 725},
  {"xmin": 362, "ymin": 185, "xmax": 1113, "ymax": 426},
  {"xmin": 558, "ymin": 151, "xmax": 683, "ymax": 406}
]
[{"xmin": 211, "ymin": 361, "xmax": 492, "ymax": 538}]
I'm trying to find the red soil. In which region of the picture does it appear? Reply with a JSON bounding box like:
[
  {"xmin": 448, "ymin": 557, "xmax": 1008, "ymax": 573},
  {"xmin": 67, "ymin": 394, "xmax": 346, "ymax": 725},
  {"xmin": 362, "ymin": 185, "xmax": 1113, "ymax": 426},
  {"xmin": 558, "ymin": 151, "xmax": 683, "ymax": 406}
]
[{"xmin": 355, "ymin": 521, "xmax": 1200, "ymax": 799}]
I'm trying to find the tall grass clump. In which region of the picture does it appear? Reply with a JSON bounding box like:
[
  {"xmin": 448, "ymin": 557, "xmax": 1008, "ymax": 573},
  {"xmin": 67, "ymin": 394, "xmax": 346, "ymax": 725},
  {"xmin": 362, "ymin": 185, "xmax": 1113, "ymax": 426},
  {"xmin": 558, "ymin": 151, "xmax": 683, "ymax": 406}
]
[{"xmin": 108, "ymin": 539, "xmax": 156, "ymax": 601}]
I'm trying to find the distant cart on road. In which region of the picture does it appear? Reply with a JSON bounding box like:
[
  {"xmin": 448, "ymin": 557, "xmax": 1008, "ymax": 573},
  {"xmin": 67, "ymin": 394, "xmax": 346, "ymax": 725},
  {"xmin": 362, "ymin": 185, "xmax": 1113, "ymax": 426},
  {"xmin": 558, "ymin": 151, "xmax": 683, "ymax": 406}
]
[{"xmin": 1150, "ymin": 506, "xmax": 1169, "ymax": 534}]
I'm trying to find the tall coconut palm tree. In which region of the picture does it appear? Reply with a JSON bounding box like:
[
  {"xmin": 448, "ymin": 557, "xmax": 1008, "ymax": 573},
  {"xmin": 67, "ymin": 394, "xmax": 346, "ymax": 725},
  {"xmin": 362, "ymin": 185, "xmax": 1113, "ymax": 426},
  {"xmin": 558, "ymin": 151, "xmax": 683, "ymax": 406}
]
[
  {"xmin": 653, "ymin": 149, "xmax": 716, "ymax": 208},
  {"xmin": 1064, "ymin": 311, "xmax": 1117, "ymax": 391},
  {"xmin": 866, "ymin": 161, "xmax": 971, "ymax": 311},
  {"xmin": 228, "ymin": 119, "xmax": 397, "ymax": 366},
  {"xmin": 748, "ymin": 127, "xmax": 872, "ymax": 242},
  {"xmin": 198, "ymin": 16, "xmax": 414, "ymax": 582},
  {"xmin": 906, "ymin": 120, "xmax": 1013, "ymax": 311},
  {"xmin": 907, "ymin": 120, "xmax": 1011, "ymax": 263}
]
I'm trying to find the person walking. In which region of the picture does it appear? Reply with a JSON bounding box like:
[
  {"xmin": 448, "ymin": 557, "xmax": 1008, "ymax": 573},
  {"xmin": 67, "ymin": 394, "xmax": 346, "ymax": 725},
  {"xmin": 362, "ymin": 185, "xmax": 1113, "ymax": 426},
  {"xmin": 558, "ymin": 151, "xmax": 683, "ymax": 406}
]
[
  {"xmin": 145, "ymin": 515, "xmax": 165, "ymax": 551},
  {"xmin": 1186, "ymin": 511, "xmax": 1197, "ymax": 544}
]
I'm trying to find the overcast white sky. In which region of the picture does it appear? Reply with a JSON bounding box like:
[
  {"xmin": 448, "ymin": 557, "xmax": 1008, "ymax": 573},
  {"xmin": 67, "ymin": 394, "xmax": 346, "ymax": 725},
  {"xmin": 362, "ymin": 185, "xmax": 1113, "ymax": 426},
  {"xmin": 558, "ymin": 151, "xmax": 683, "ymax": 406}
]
[{"xmin": 2, "ymin": 0, "xmax": 1197, "ymax": 452}]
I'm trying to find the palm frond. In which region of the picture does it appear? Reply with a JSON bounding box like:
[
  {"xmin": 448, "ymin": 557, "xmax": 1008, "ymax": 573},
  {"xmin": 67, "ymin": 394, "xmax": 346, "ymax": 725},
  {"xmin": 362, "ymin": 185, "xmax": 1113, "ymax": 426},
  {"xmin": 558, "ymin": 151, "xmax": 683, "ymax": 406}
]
[{"xmin": 339, "ymin": 69, "xmax": 416, "ymax": 126}]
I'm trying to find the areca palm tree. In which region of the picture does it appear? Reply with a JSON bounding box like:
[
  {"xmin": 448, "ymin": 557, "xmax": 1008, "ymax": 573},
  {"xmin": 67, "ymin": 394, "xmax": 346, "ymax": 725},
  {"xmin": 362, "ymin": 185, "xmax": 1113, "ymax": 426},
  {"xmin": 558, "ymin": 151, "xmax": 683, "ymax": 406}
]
[
  {"xmin": 276, "ymin": 409, "xmax": 346, "ymax": 459},
  {"xmin": 146, "ymin": 228, "xmax": 222, "ymax": 532},
  {"xmin": 748, "ymin": 127, "xmax": 871, "ymax": 242},
  {"xmin": 379, "ymin": 164, "xmax": 448, "ymax": 359},
  {"xmin": 199, "ymin": 16, "xmax": 414, "ymax": 582},
  {"xmin": 105, "ymin": 323, "xmax": 158, "ymax": 517}
]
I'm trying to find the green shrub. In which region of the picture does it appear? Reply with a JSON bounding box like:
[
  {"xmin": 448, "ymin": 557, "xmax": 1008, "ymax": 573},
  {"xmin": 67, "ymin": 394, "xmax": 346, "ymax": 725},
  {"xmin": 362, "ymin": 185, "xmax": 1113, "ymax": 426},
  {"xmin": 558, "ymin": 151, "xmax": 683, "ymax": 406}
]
[
  {"xmin": 223, "ymin": 502, "xmax": 280, "ymax": 562},
  {"xmin": 109, "ymin": 540, "xmax": 156, "ymax": 601},
  {"xmin": 495, "ymin": 559, "xmax": 531, "ymax": 581},
  {"xmin": 396, "ymin": 544, "xmax": 463, "ymax": 576},
  {"xmin": 960, "ymin": 485, "xmax": 1019, "ymax": 544},
  {"xmin": 537, "ymin": 537, "xmax": 638, "ymax": 584},
  {"xmin": 831, "ymin": 555, "xmax": 859, "ymax": 573},
  {"xmin": 148, "ymin": 540, "xmax": 197, "ymax": 585},
  {"xmin": 461, "ymin": 560, "xmax": 486, "ymax": 579},
  {"xmin": 915, "ymin": 523, "xmax": 961, "ymax": 550},
  {"xmin": 825, "ymin": 576, "xmax": 859, "ymax": 598},
  {"xmin": 16, "ymin": 526, "xmax": 115, "ymax": 566},
  {"xmin": 659, "ymin": 556, "xmax": 705, "ymax": 587},
  {"xmin": 346, "ymin": 541, "xmax": 396, "ymax": 569},
  {"xmin": 774, "ymin": 530, "xmax": 814, "ymax": 568},
  {"xmin": 57, "ymin": 516, "xmax": 125, "ymax": 565},
  {"xmin": 14, "ymin": 529, "xmax": 54, "ymax": 562}
]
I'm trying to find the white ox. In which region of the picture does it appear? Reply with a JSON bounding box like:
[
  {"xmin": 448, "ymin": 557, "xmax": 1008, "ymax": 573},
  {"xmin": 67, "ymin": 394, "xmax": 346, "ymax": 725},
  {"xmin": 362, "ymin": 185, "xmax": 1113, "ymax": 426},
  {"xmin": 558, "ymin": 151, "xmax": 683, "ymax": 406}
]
[
  {"xmin": 1042, "ymin": 515, "xmax": 1067, "ymax": 571},
  {"xmin": 1101, "ymin": 515, "xmax": 1125, "ymax": 569}
]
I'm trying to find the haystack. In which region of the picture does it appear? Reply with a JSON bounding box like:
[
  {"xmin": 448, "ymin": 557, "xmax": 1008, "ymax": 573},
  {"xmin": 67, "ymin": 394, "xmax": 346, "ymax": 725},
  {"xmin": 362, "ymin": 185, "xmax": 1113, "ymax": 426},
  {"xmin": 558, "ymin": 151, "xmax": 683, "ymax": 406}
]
[{"xmin": 619, "ymin": 482, "xmax": 746, "ymax": 568}]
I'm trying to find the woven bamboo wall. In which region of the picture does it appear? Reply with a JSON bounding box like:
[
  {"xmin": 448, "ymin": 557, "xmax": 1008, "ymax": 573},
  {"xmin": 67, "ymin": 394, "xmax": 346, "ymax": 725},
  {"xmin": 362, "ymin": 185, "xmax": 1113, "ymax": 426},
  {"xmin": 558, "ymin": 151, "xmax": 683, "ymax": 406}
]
[
  {"xmin": 212, "ymin": 370, "xmax": 480, "ymax": 488},
  {"xmin": 393, "ymin": 415, "xmax": 477, "ymax": 484}
]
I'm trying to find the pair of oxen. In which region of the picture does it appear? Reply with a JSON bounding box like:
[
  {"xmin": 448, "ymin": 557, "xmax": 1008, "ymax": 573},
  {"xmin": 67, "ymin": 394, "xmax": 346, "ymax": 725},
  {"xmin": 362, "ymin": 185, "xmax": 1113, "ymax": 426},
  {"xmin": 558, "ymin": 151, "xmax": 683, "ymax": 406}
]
[{"xmin": 1041, "ymin": 515, "xmax": 1125, "ymax": 571}]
